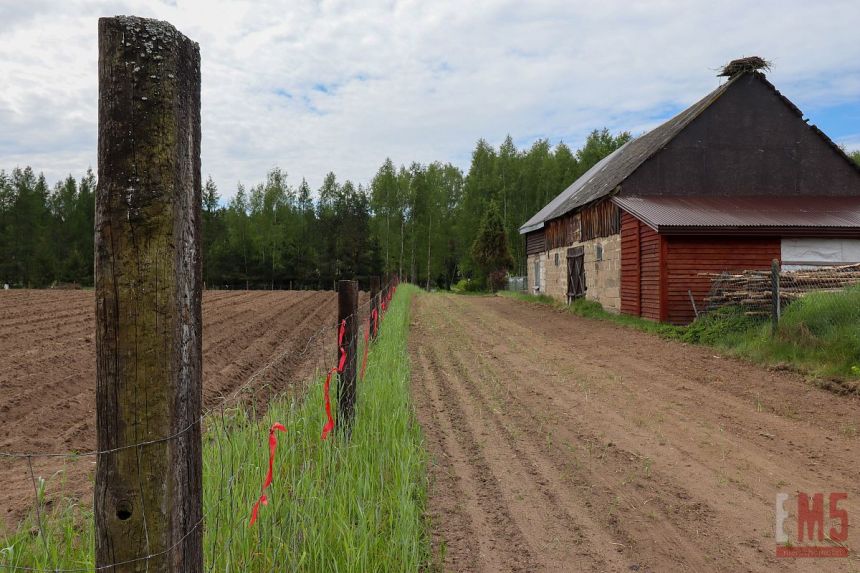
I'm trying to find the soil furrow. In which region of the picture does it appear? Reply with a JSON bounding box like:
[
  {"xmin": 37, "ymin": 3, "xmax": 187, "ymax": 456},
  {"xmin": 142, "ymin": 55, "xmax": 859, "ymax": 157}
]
[
  {"xmin": 420, "ymin": 341, "xmax": 535, "ymax": 572},
  {"xmin": 410, "ymin": 293, "xmax": 860, "ymax": 573},
  {"xmin": 0, "ymin": 290, "xmax": 339, "ymax": 532}
]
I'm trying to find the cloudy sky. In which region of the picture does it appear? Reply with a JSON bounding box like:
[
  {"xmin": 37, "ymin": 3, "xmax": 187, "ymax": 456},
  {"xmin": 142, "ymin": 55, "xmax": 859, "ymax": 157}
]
[{"xmin": 1, "ymin": 0, "xmax": 859, "ymax": 199}]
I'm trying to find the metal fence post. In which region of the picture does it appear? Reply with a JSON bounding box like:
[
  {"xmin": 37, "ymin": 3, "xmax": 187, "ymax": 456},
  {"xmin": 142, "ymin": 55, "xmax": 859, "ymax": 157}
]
[
  {"xmin": 95, "ymin": 16, "xmax": 203, "ymax": 572},
  {"xmin": 771, "ymin": 258, "xmax": 781, "ymax": 335},
  {"xmin": 337, "ymin": 280, "xmax": 358, "ymax": 434}
]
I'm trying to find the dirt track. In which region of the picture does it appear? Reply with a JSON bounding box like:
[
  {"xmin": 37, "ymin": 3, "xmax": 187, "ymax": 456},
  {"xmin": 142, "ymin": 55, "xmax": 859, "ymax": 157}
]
[
  {"xmin": 1, "ymin": 289, "xmax": 346, "ymax": 531},
  {"xmin": 409, "ymin": 293, "xmax": 859, "ymax": 572}
]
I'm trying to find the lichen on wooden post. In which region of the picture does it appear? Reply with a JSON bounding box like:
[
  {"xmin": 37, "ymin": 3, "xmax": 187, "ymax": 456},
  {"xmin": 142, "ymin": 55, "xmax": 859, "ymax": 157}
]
[{"xmin": 95, "ymin": 15, "xmax": 202, "ymax": 572}]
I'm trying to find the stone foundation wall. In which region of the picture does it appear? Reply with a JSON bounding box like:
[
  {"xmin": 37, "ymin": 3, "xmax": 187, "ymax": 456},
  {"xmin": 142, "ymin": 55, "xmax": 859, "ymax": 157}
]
[
  {"xmin": 526, "ymin": 253, "xmax": 544, "ymax": 294},
  {"xmin": 584, "ymin": 234, "xmax": 621, "ymax": 312},
  {"xmin": 525, "ymin": 233, "xmax": 621, "ymax": 312}
]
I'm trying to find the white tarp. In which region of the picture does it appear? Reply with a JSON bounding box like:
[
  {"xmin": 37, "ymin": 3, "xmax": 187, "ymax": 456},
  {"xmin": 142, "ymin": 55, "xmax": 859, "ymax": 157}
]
[{"xmin": 781, "ymin": 238, "xmax": 860, "ymax": 269}]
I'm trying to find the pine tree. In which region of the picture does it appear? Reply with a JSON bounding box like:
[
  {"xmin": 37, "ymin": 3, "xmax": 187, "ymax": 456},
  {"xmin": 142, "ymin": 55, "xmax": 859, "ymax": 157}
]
[
  {"xmin": 471, "ymin": 200, "xmax": 513, "ymax": 292},
  {"xmin": 201, "ymin": 176, "xmax": 224, "ymax": 287}
]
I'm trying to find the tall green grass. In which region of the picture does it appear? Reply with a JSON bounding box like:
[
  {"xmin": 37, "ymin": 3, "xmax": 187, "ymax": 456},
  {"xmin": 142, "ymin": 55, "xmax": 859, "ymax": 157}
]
[
  {"xmin": 731, "ymin": 286, "xmax": 860, "ymax": 381},
  {"xmin": 2, "ymin": 284, "xmax": 429, "ymax": 571}
]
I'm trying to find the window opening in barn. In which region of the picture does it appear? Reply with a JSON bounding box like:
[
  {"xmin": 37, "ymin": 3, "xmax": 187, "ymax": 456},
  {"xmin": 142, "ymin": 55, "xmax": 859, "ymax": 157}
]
[
  {"xmin": 533, "ymin": 259, "xmax": 540, "ymax": 290},
  {"xmin": 554, "ymin": 253, "xmax": 559, "ymax": 266},
  {"xmin": 595, "ymin": 243, "xmax": 603, "ymax": 261}
]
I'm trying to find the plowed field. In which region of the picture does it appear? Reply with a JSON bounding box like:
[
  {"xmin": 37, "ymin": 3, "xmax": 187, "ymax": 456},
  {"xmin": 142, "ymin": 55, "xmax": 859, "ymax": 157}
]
[
  {"xmin": 1, "ymin": 289, "xmax": 349, "ymax": 531},
  {"xmin": 410, "ymin": 293, "xmax": 859, "ymax": 572}
]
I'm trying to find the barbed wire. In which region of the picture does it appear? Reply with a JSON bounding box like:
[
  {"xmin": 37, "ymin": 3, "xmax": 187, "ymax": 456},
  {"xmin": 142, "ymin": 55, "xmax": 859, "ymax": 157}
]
[
  {"xmin": 0, "ymin": 280, "xmax": 391, "ymax": 459},
  {"xmin": 1, "ymin": 279, "xmax": 397, "ymax": 572},
  {"xmin": 3, "ymin": 509, "xmax": 208, "ymax": 572}
]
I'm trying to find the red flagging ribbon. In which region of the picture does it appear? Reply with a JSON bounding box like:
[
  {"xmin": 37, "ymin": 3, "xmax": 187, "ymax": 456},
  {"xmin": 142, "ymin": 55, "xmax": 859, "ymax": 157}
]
[
  {"xmin": 373, "ymin": 306, "xmax": 379, "ymax": 337},
  {"xmin": 249, "ymin": 422, "xmax": 287, "ymax": 527},
  {"xmin": 321, "ymin": 319, "xmax": 347, "ymax": 440},
  {"xmin": 321, "ymin": 367, "xmax": 336, "ymax": 440}
]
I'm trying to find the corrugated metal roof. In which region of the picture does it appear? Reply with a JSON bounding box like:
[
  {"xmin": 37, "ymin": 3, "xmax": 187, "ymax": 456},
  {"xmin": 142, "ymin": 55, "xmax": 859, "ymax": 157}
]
[
  {"xmin": 519, "ymin": 74, "xmax": 743, "ymax": 235},
  {"xmin": 613, "ymin": 196, "xmax": 860, "ymax": 236}
]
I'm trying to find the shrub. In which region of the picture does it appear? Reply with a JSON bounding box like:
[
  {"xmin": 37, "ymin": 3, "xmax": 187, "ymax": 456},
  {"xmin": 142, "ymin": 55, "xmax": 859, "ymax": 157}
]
[
  {"xmin": 679, "ymin": 306, "xmax": 758, "ymax": 346},
  {"xmin": 452, "ymin": 278, "xmax": 485, "ymax": 293}
]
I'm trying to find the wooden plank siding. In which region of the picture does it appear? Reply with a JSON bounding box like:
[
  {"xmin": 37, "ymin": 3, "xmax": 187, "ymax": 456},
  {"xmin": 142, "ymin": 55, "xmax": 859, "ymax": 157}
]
[
  {"xmin": 621, "ymin": 210, "xmax": 780, "ymax": 324},
  {"xmin": 545, "ymin": 213, "xmax": 581, "ymax": 250},
  {"xmin": 580, "ymin": 200, "xmax": 621, "ymax": 241},
  {"xmin": 663, "ymin": 236, "xmax": 780, "ymax": 324},
  {"xmin": 619, "ymin": 211, "xmax": 662, "ymax": 320},
  {"xmin": 525, "ymin": 229, "xmax": 546, "ymax": 255},
  {"xmin": 619, "ymin": 212, "xmax": 641, "ymax": 316},
  {"xmin": 536, "ymin": 199, "xmax": 620, "ymax": 256},
  {"xmin": 639, "ymin": 222, "xmax": 662, "ymax": 321}
]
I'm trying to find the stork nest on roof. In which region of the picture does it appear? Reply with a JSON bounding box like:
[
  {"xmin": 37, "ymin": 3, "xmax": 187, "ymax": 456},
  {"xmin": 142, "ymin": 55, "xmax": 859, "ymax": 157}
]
[{"xmin": 718, "ymin": 56, "xmax": 771, "ymax": 78}]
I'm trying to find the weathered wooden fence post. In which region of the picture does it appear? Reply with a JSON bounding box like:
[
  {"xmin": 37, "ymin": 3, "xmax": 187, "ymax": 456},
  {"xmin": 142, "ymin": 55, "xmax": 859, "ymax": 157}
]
[
  {"xmin": 337, "ymin": 280, "xmax": 358, "ymax": 433},
  {"xmin": 771, "ymin": 258, "xmax": 781, "ymax": 335},
  {"xmin": 370, "ymin": 276, "xmax": 380, "ymax": 340},
  {"xmin": 95, "ymin": 16, "xmax": 202, "ymax": 572}
]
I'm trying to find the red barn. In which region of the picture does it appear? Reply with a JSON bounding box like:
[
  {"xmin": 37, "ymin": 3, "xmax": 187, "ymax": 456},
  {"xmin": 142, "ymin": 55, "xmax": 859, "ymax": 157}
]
[{"xmin": 519, "ymin": 60, "xmax": 860, "ymax": 324}]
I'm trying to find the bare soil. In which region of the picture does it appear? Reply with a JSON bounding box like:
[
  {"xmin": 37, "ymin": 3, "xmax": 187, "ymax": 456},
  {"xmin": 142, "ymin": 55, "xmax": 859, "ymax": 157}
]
[
  {"xmin": 409, "ymin": 293, "xmax": 859, "ymax": 572},
  {"xmin": 1, "ymin": 289, "xmax": 351, "ymax": 532}
]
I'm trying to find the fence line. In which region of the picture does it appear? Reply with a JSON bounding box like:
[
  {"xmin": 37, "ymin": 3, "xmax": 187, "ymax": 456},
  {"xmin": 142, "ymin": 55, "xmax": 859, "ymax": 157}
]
[
  {"xmin": 0, "ymin": 280, "xmax": 394, "ymax": 461},
  {"xmin": 1, "ymin": 277, "xmax": 399, "ymax": 572},
  {"xmin": 701, "ymin": 261, "xmax": 860, "ymax": 331}
]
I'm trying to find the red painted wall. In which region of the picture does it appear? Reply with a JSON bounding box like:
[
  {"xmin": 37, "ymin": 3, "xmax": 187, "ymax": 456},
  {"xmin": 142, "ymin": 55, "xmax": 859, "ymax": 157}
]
[
  {"xmin": 620, "ymin": 213, "xmax": 640, "ymax": 316},
  {"xmin": 620, "ymin": 212, "xmax": 662, "ymax": 320},
  {"xmin": 664, "ymin": 236, "xmax": 780, "ymax": 324},
  {"xmin": 620, "ymin": 211, "xmax": 780, "ymax": 324}
]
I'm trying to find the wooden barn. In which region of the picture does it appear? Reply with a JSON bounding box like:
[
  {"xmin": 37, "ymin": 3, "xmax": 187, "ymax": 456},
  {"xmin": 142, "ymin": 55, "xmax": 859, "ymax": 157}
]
[{"xmin": 519, "ymin": 59, "xmax": 860, "ymax": 324}]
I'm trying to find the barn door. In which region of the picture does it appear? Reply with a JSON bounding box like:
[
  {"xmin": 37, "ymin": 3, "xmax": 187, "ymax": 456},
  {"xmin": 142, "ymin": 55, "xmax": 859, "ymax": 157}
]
[{"xmin": 567, "ymin": 247, "xmax": 585, "ymax": 301}]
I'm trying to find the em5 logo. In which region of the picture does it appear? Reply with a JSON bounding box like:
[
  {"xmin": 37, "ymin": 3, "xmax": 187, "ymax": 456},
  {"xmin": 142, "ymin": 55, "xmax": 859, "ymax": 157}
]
[{"xmin": 775, "ymin": 492, "xmax": 849, "ymax": 558}]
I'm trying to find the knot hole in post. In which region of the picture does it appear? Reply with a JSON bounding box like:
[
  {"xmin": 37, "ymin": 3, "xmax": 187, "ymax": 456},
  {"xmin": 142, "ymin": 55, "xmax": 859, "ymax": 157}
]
[{"xmin": 116, "ymin": 500, "xmax": 133, "ymax": 521}]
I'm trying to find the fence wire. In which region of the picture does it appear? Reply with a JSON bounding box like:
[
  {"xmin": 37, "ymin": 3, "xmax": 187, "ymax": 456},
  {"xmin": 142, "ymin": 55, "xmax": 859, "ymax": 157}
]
[
  {"xmin": 0, "ymin": 279, "xmax": 396, "ymax": 572},
  {"xmin": 703, "ymin": 262, "xmax": 860, "ymax": 321}
]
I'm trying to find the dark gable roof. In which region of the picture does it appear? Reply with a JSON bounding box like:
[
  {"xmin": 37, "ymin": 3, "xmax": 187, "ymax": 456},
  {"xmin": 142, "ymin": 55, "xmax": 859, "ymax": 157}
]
[
  {"xmin": 519, "ymin": 72, "xmax": 860, "ymax": 235},
  {"xmin": 519, "ymin": 75, "xmax": 741, "ymax": 234}
]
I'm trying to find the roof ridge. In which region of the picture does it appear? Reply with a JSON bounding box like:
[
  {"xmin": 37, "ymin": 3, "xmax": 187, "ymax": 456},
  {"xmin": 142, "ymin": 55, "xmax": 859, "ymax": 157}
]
[
  {"xmin": 519, "ymin": 75, "xmax": 741, "ymax": 234},
  {"xmin": 754, "ymin": 74, "xmax": 860, "ymax": 176}
]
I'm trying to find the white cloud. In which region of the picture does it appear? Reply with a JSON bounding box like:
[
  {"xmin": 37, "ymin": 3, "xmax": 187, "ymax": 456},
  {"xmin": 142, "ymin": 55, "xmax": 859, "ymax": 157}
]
[
  {"xmin": 1, "ymin": 0, "xmax": 859, "ymax": 197},
  {"xmin": 839, "ymin": 134, "xmax": 860, "ymax": 152}
]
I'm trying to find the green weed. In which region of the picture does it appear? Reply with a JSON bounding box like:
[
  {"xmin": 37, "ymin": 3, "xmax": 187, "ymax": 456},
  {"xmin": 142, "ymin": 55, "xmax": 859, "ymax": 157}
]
[{"xmin": 2, "ymin": 285, "xmax": 430, "ymax": 572}]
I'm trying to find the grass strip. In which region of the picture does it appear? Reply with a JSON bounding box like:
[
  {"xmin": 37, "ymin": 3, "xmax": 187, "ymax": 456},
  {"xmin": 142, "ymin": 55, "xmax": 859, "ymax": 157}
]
[{"xmin": 2, "ymin": 284, "xmax": 430, "ymax": 571}]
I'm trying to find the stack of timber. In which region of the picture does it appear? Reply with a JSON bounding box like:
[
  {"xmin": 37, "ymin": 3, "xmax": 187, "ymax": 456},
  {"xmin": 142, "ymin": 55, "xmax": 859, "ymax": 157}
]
[{"xmin": 702, "ymin": 263, "xmax": 860, "ymax": 315}]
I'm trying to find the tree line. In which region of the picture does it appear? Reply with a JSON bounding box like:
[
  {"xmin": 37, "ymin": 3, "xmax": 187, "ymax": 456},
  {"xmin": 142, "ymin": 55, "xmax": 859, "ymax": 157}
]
[{"xmin": 0, "ymin": 129, "xmax": 658, "ymax": 290}]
